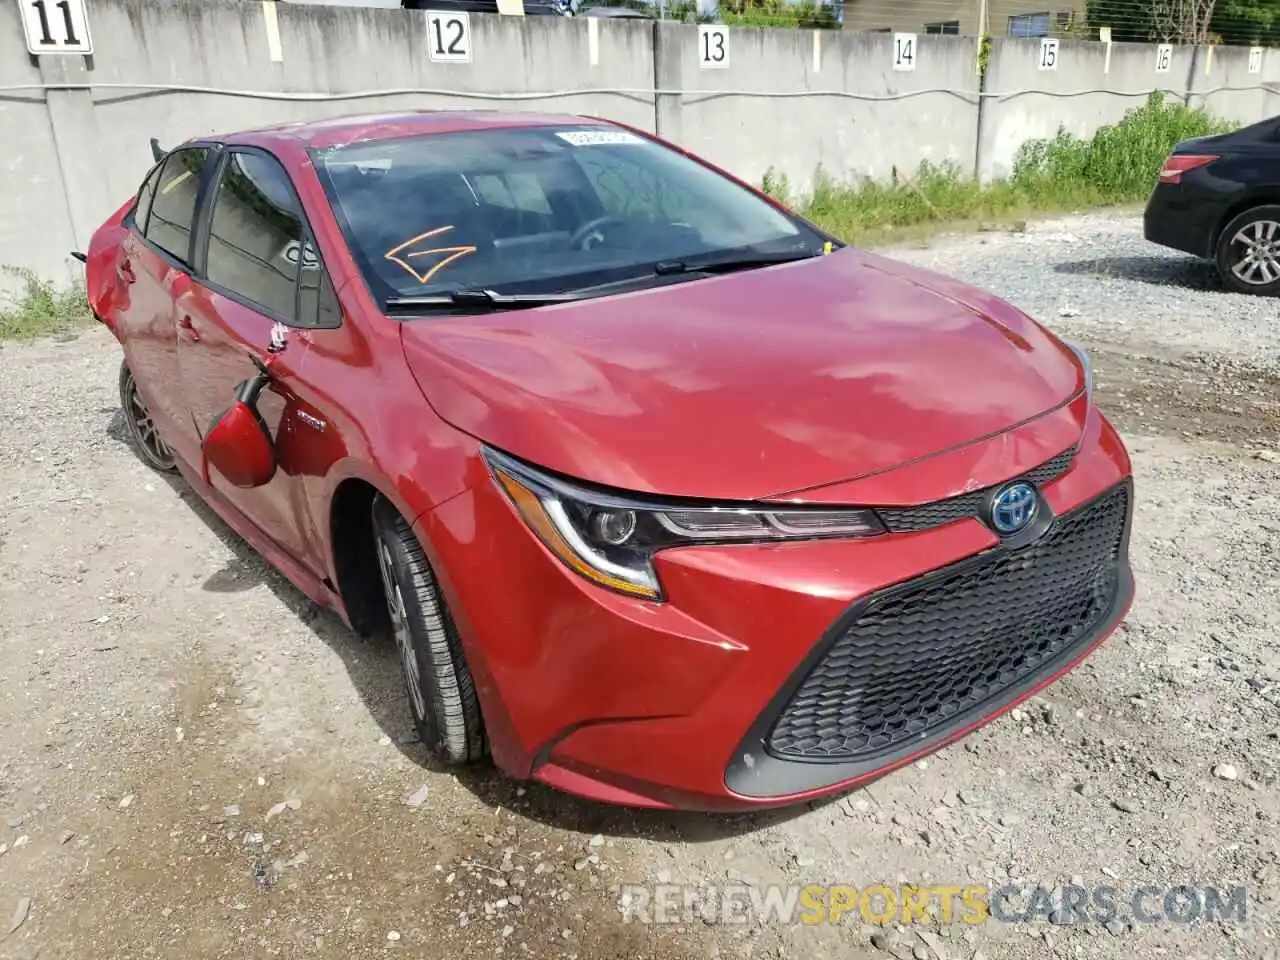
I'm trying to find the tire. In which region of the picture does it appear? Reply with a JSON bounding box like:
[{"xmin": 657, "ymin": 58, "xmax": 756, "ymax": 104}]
[
  {"xmin": 372, "ymin": 495, "xmax": 486, "ymax": 764},
  {"xmin": 118, "ymin": 359, "xmax": 178, "ymax": 472},
  {"xmin": 1215, "ymin": 205, "xmax": 1280, "ymax": 296}
]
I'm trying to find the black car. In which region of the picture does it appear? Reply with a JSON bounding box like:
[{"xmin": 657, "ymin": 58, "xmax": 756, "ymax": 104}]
[{"xmin": 1143, "ymin": 114, "xmax": 1280, "ymax": 296}]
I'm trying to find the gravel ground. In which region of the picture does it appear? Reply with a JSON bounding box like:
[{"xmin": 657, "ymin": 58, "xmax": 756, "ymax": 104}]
[{"xmin": 1, "ymin": 210, "xmax": 1278, "ymax": 960}]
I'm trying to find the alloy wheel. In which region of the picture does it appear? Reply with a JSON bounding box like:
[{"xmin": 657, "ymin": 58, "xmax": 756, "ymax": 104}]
[
  {"xmin": 376, "ymin": 536, "xmax": 429, "ymax": 722},
  {"xmin": 121, "ymin": 367, "xmax": 176, "ymax": 470},
  {"xmin": 1228, "ymin": 219, "xmax": 1280, "ymax": 286}
]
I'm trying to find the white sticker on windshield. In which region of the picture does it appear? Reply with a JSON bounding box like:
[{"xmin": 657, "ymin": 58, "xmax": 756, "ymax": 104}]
[{"xmin": 555, "ymin": 130, "xmax": 644, "ymax": 147}]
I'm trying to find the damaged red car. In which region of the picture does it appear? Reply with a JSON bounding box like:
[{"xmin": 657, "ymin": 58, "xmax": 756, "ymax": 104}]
[{"xmin": 84, "ymin": 111, "xmax": 1135, "ymax": 811}]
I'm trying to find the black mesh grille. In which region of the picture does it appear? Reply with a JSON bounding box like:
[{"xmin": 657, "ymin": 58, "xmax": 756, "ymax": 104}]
[
  {"xmin": 767, "ymin": 483, "xmax": 1128, "ymax": 762},
  {"xmin": 877, "ymin": 447, "xmax": 1076, "ymax": 534}
]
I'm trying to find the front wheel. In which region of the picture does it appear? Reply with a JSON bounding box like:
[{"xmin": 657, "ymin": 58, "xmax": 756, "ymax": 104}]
[
  {"xmin": 1215, "ymin": 205, "xmax": 1280, "ymax": 295},
  {"xmin": 372, "ymin": 495, "xmax": 486, "ymax": 764}
]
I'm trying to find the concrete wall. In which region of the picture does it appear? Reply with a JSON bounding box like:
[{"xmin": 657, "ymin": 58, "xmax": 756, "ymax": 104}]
[
  {"xmin": 3, "ymin": 0, "xmax": 1279, "ymax": 290},
  {"xmin": 1188, "ymin": 44, "xmax": 1280, "ymax": 127},
  {"xmin": 663, "ymin": 26, "xmax": 979, "ymax": 190},
  {"xmin": 0, "ymin": 1, "xmax": 79, "ymax": 294},
  {"xmin": 978, "ymin": 39, "xmax": 1200, "ymax": 181}
]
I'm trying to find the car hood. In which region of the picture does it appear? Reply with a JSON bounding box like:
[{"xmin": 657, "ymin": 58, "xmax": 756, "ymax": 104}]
[{"xmin": 398, "ymin": 248, "xmax": 1085, "ymax": 502}]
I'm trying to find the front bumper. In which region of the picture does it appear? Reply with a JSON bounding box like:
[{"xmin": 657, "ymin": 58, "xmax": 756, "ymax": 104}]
[
  {"xmin": 727, "ymin": 479, "xmax": 1132, "ymax": 798},
  {"xmin": 420, "ymin": 404, "xmax": 1134, "ymax": 811}
]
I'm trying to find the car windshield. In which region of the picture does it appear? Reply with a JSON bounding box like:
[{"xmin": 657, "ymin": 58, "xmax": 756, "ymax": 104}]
[{"xmin": 310, "ymin": 125, "xmax": 828, "ymax": 306}]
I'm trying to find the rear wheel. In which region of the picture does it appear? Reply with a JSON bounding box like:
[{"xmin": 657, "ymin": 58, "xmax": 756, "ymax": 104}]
[
  {"xmin": 118, "ymin": 359, "xmax": 177, "ymax": 472},
  {"xmin": 372, "ymin": 495, "xmax": 486, "ymax": 764},
  {"xmin": 1215, "ymin": 205, "xmax": 1280, "ymax": 295}
]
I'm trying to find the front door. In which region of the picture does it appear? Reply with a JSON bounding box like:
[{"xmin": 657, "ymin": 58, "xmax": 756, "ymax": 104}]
[{"xmin": 175, "ymin": 147, "xmax": 344, "ymax": 578}]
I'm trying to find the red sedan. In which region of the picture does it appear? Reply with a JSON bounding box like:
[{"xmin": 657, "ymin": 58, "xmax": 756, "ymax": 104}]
[{"xmin": 85, "ymin": 111, "xmax": 1135, "ymax": 811}]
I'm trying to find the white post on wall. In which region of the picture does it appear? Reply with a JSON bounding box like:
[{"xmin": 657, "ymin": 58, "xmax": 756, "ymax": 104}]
[{"xmin": 261, "ymin": 0, "xmax": 285, "ymax": 63}]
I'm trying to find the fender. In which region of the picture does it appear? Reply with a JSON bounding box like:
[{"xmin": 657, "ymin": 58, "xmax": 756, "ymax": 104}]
[
  {"xmin": 85, "ymin": 197, "xmax": 135, "ymax": 337},
  {"xmin": 320, "ymin": 452, "xmax": 480, "ymax": 572},
  {"xmin": 318, "ymin": 457, "xmax": 482, "ymax": 644}
]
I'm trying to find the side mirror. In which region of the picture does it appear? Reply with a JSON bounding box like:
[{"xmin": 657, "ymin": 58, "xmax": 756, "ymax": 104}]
[{"xmin": 202, "ymin": 365, "xmax": 277, "ymax": 488}]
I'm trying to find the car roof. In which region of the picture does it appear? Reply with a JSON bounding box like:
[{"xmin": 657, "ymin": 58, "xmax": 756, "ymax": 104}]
[{"xmin": 204, "ymin": 109, "xmax": 614, "ymax": 152}]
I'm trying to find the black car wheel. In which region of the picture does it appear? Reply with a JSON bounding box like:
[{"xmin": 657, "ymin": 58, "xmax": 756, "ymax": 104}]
[
  {"xmin": 372, "ymin": 495, "xmax": 486, "ymax": 764},
  {"xmin": 1215, "ymin": 205, "xmax": 1280, "ymax": 295},
  {"xmin": 118, "ymin": 359, "xmax": 177, "ymax": 472}
]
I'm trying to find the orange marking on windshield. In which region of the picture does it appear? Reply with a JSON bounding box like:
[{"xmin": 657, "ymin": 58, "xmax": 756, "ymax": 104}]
[{"xmin": 385, "ymin": 226, "xmax": 478, "ymax": 285}]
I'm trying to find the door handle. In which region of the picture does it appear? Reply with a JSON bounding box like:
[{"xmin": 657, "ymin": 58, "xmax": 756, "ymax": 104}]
[
  {"xmin": 177, "ymin": 315, "xmax": 201, "ymax": 342},
  {"xmin": 117, "ymin": 259, "xmax": 135, "ymax": 284}
]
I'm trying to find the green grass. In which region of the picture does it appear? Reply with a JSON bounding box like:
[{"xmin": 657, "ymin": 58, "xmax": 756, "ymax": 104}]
[
  {"xmin": 0, "ymin": 266, "xmax": 93, "ymax": 343},
  {"xmin": 766, "ymin": 92, "xmax": 1234, "ymax": 246},
  {"xmin": 635, "ymin": 0, "xmax": 840, "ymax": 27},
  {"xmin": 764, "ymin": 162, "xmax": 1041, "ymax": 245},
  {"xmin": 720, "ymin": 0, "xmax": 838, "ymax": 29}
]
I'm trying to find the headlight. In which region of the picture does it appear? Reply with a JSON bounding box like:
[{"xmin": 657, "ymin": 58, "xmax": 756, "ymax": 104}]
[
  {"xmin": 1063, "ymin": 340, "xmax": 1093, "ymax": 403},
  {"xmin": 484, "ymin": 448, "xmax": 885, "ymax": 601}
]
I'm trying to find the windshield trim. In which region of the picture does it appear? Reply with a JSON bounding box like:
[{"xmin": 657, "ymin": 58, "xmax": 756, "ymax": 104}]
[
  {"xmin": 307, "ymin": 124, "xmax": 843, "ymax": 319},
  {"xmin": 379, "ymin": 248, "xmax": 834, "ymax": 316}
]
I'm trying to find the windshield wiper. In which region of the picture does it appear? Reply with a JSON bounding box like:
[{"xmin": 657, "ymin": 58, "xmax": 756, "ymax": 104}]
[
  {"xmin": 651, "ymin": 249, "xmax": 827, "ymax": 277},
  {"xmin": 382, "ymin": 251, "xmax": 831, "ymax": 312},
  {"xmin": 384, "ymin": 289, "xmax": 589, "ymax": 312}
]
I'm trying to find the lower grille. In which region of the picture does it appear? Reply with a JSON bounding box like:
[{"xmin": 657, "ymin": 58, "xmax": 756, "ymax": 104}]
[{"xmin": 767, "ymin": 483, "xmax": 1129, "ymax": 762}]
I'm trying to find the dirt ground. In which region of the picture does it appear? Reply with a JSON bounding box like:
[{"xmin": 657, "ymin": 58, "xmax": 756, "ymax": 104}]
[{"xmin": 1, "ymin": 212, "xmax": 1278, "ymax": 960}]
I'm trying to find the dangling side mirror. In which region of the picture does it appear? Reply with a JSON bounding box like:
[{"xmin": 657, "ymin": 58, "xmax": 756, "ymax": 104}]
[{"xmin": 202, "ymin": 356, "xmax": 278, "ymax": 489}]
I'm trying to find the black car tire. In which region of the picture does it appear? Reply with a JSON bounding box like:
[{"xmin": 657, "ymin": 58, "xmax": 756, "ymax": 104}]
[
  {"xmin": 372, "ymin": 495, "xmax": 486, "ymax": 764},
  {"xmin": 1215, "ymin": 205, "xmax": 1280, "ymax": 296},
  {"xmin": 118, "ymin": 359, "xmax": 178, "ymax": 472}
]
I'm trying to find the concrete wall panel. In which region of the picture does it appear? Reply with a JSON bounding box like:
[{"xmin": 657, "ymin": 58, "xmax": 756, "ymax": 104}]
[
  {"xmin": 978, "ymin": 39, "xmax": 1195, "ymax": 182},
  {"xmin": 0, "ymin": 1, "xmax": 79, "ymax": 286},
  {"xmin": 1188, "ymin": 44, "xmax": 1280, "ymax": 128},
  {"xmin": 668, "ymin": 26, "xmax": 980, "ymax": 195}
]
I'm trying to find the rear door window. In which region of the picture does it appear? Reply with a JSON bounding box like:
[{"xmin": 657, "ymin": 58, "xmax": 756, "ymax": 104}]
[
  {"xmin": 469, "ymin": 172, "xmax": 553, "ymax": 216},
  {"xmin": 572, "ymin": 148, "xmax": 715, "ymax": 226},
  {"xmin": 144, "ymin": 147, "xmax": 213, "ymax": 264},
  {"xmin": 131, "ymin": 162, "xmax": 163, "ymax": 233}
]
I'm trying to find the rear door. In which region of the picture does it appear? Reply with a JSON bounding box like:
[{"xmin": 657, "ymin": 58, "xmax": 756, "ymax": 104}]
[
  {"xmin": 120, "ymin": 145, "xmax": 216, "ymax": 470},
  {"xmin": 176, "ymin": 147, "xmax": 344, "ymax": 576}
]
